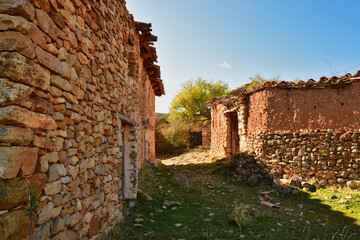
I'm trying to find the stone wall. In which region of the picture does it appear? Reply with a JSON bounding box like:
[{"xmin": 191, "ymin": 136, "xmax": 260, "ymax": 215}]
[
  {"xmin": 244, "ymin": 130, "xmax": 360, "ymax": 188},
  {"xmin": 210, "ymin": 103, "xmax": 229, "ymax": 155},
  {"xmin": 209, "ymin": 82, "xmax": 360, "ymax": 188},
  {"xmin": 0, "ymin": 0, "xmax": 164, "ymax": 239},
  {"xmin": 201, "ymin": 123, "xmax": 211, "ymax": 146}
]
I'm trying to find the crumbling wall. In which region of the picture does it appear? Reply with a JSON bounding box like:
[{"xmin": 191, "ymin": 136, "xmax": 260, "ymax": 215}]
[
  {"xmin": 201, "ymin": 122, "xmax": 211, "ymax": 146},
  {"xmin": 244, "ymin": 130, "xmax": 360, "ymax": 188},
  {"xmin": 210, "ymin": 104, "xmax": 230, "ymax": 156},
  {"xmin": 210, "ymin": 82, "xmax": 360, "ymax": 187},
  {"xmin": 0, "ymin": 0, "xmax": 162, "ymax": 239},
  {"xmin": 247, "ymin": 82, "xmax": 360, "ymax": 133}
]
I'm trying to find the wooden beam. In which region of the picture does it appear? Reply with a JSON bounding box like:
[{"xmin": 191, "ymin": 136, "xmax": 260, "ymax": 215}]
[
  {"xmin": 115, "ymin": 112, "xmax": 136, "ymax": 126},
  {"xmin": 140, "ymin": 32, "xmax": 158, "ymax": 42},
  {"xmin": 135, "ymin": 21, "xmax": 152, "ymax": 32}
]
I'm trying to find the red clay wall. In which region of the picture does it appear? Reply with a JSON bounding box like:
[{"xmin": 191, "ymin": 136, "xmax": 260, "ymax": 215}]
[
  {"xmin": 210, "ymin": 82, "xmax": 360, "ymax": 187},
  {"xmin": 247, "ymin": 82, "xmax": 360, "ymax": 133}
]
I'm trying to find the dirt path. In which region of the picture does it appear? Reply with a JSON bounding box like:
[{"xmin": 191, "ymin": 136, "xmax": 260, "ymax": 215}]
[
  {"xmin": 160, "ymin": 149, "xmax": 220, "ymax": 166},
  {"xmin": 104, "ymin": 150, "xmax": 360, "ymax": 240}
]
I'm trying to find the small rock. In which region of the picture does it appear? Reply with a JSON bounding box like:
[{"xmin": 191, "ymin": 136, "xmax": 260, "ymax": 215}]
[
  {"xmin": 246, "ymin": 175, "xmax": 259, "ymax": 186},
  {"xmin": 330, "ymin": 195, "xmax": 337, "ymax": 199}
]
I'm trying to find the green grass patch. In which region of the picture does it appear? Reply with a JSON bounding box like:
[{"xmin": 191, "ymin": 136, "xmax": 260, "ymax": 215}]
[{"xmin": 104, "ymin": 156, "xmax": 360, "ymax": 240}]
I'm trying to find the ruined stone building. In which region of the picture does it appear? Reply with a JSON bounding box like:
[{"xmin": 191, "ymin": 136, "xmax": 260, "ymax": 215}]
[
  {"xmin": 207, "ymin": 72, "xmax": 360, "ymax": 188},
  {"xmin": 0, "ymin": 0, "xmax": 164, "ymax": 239}
]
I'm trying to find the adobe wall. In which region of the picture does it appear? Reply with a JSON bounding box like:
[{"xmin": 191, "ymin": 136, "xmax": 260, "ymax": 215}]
[
  {"xmin": 0, "ymin": 0, "xmax": 161, "ymax": 239},
  {"xmin": 243, "ymin": 83, "xmax": 360, "ymax": 187},
  {"xmin": 247, "ymin": 82, "xmax": 360, "ymax": 133},
  {"xmin": 210, "ymin": 82, "xmax": 360, "ymax": 187}
]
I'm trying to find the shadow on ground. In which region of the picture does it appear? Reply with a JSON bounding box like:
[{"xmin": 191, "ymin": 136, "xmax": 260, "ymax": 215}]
[{"xmin": 104, "ymin": 153, "xmax": 360, "ymax": 240}]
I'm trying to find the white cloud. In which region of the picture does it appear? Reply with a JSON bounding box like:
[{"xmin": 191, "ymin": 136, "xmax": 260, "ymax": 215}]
[{"xmin": 217, "ymin": 61, "xmax": 232, "ymax": 69}]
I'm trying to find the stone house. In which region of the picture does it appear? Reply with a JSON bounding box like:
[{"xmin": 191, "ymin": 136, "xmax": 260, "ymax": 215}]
[
  {"xmin": 0, "ymin": 0, "xmax": 164, "ymax": 239},
  {"xmin": 207, "ymin": 72, "xmax": 360, "ymax": 188}
]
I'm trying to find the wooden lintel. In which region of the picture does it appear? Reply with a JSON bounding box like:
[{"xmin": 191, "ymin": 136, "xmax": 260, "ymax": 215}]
[
  {"xmin": 115, "ymin": 112, "xmax": 137, "ymax": 126},
  {"xmin": 135, "ymin": 21, "xmax": 152, "ymax": 32},
  {"xmin": 140, "ymin": 32, "xmax": 158, "ymax": 42}
]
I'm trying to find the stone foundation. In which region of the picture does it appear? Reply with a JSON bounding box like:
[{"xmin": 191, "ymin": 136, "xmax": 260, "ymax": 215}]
[{"xmin": 244, "ymin": 129, "xmax": 360, "ymax": 187}]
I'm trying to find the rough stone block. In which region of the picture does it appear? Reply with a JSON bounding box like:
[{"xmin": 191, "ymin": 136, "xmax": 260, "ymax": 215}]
[
  {"xmin": 0, "ymin": 78, "xmax": 33, "ymax": 109},
  {"xmin": 27, "ymin": 172, "xmax": 46, "ymax": 197},
  {"xmin": 32, "ymin": 220, "xmax": 51, "ymax": 240},
  {"xmin": 43, "ymin": 180, "xmax": 61, "ymax": 195},
  {"xmin": 0, "ymin": 0, "xmax": 35, "ymax": 21},
  {"xmin": 50, "ymin": 75, "xmax": 72, "ymax": 92},
  {"xmin": 0, "ymin": 105, "xmax": 57, "ymax": 130},
  {"xmin": 0, "ymin": 126, "xmax": 33, "ymax": 145},
  {"xmin": 0, "ymin": 146, "xmax": 38, "ymax": 179},
  {"xmin": 35, "ymin": 8, "xmax": 59, "ymax": 41},
  {"xmin": 33, "ymin": 135, "xmax": 53, "ymax": 150},
  {"xmin": 36, "ymin": 201, "xmax": 54, "ymax": 224},
  {"xmin": 31, "ymin": 96, "xmax": 53, "ymax": 115},
  {"xmin": 0, "ymin": 210, "xmax": 31, "ymax": 240},
  {"xmin": 52, "ymin": 217, "xmax": 65, "ymax": 235},
  {"xmin": 0, "ymin": 31, "xmax": 35, "ymax": 58},
  {"xmin": 52, "ymin": 230, "xmax": 77, "ymax": 240},
  {"xmin": 0, "ymin": 14, "xmax": 46, "ymax": 47},
  {"xmin": 35, "ymin": 46, "xmax": 64, "ymax": 74},
  {"xmin": 0, "ymin": 52, "xmax": 50, "ymax": 90},
  {"xmin": 346, "ymin": 180, "xmax": 360, "ymax": 189},
  {"xmin": 47, "ymin": 164, "xmax": 66, "ymax": 182},
  {"xmin": 48, "ymin": 151, "xmax": 59, "ymax": 163},
  {"xmin": 0, "ymin": 178, "xmax": 29, "ymax": 209}
]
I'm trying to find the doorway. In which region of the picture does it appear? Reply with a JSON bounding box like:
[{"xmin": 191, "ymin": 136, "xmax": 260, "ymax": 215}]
[{"xmin": 230, "ymin": 112, "xmax": 239, "ymax": 155}]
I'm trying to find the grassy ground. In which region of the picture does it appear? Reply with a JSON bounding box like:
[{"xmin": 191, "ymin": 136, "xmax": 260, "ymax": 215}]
[{"xmin": 104, "ymin": 154, "xmax": 360, "ymax": 240}]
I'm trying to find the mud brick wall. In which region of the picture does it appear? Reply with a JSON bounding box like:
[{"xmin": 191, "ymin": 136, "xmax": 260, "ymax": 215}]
[
  {"xmin": 210, "ymin": 81, "xmax": 360, "ymax": 188},
  {"xmin": 0, "ymin": 0, "xmax": 162, "ymax": 239},
  {"xmin": 246, "ymin": 82, "xmax": 360, "ymax": 133}
]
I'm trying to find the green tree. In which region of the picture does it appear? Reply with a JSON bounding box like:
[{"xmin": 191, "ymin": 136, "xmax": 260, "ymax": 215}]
[{"xmin": 169, "ymin": 77, "xmax": 229, "ymax": 122}]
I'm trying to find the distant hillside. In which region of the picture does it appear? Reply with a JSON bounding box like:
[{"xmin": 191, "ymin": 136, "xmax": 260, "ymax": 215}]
[{"xmin": 156, "ymin": 112, "xmax": 169, "ymax": 120}]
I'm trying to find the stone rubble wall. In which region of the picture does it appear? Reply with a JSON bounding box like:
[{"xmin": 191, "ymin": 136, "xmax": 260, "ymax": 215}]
[
  {"xmin": 0, "ymin": 0, "xmax": 159, "ymax": 239},
  {"xmin": 201, "ymin": 123, "xmax": 211, "ymax": 146},
  {"xmin": 244, "ymin": 130, "xmax": 360, "ymax": 187},
  {"xmin": 210, "ymin": 104, "xmax": 229, "ymax": 156}
]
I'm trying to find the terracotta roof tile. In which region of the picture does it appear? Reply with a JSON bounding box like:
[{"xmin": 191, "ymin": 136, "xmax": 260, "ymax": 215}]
[{"xmin": 206, "ymin": 71, "xmax": 360, "ymax": 106}]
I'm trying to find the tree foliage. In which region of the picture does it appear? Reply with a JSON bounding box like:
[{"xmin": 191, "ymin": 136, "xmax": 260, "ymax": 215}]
[
  {"xmin": 246, "ymin": 74, "xmax": 281, "ymax": 91},
  {"xmin": 169, "ymin": 77, "xmax": 229, "ymax": 123}
]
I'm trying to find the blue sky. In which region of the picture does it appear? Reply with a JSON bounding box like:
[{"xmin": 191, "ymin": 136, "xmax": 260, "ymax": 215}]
[{"xmin": 126, "ymin": 1, "xmax": 360, "ymax": 113}]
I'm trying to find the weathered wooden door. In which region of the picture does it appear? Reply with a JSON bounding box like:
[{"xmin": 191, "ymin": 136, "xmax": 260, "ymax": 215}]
[{"xmin": 230, "ymin": 112, "xmax": 240, "ymax": 155}]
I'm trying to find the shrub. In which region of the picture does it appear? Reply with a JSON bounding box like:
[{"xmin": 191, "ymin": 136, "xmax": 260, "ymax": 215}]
[{"xmin": 155, "ymin": 118, "xmax": 190, "ymax": 157}]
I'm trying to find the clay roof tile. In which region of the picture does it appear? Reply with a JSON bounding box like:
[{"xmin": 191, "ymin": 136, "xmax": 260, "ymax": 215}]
[
  {"xmin": 352, "ymin": 70, "xmax": 360, "ymax": 78},
  {"xmin": 208, "ymin": 70, "xmax": 359, "ymax": 105}
]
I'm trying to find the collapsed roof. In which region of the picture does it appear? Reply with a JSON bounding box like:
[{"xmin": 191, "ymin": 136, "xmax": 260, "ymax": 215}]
[{"xmin": 135, "ymin": 21, "xmax": 165, "ymax": 96}]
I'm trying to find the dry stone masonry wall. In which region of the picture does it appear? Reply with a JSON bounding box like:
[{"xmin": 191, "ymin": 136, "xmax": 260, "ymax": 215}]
[
  {"xmin": 244, "ymin": 130, "xmax": 360, "ymax": 188},
  {"xmin": 0, "ymin": 0, "xmax": 164, "ymax": 239}
]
